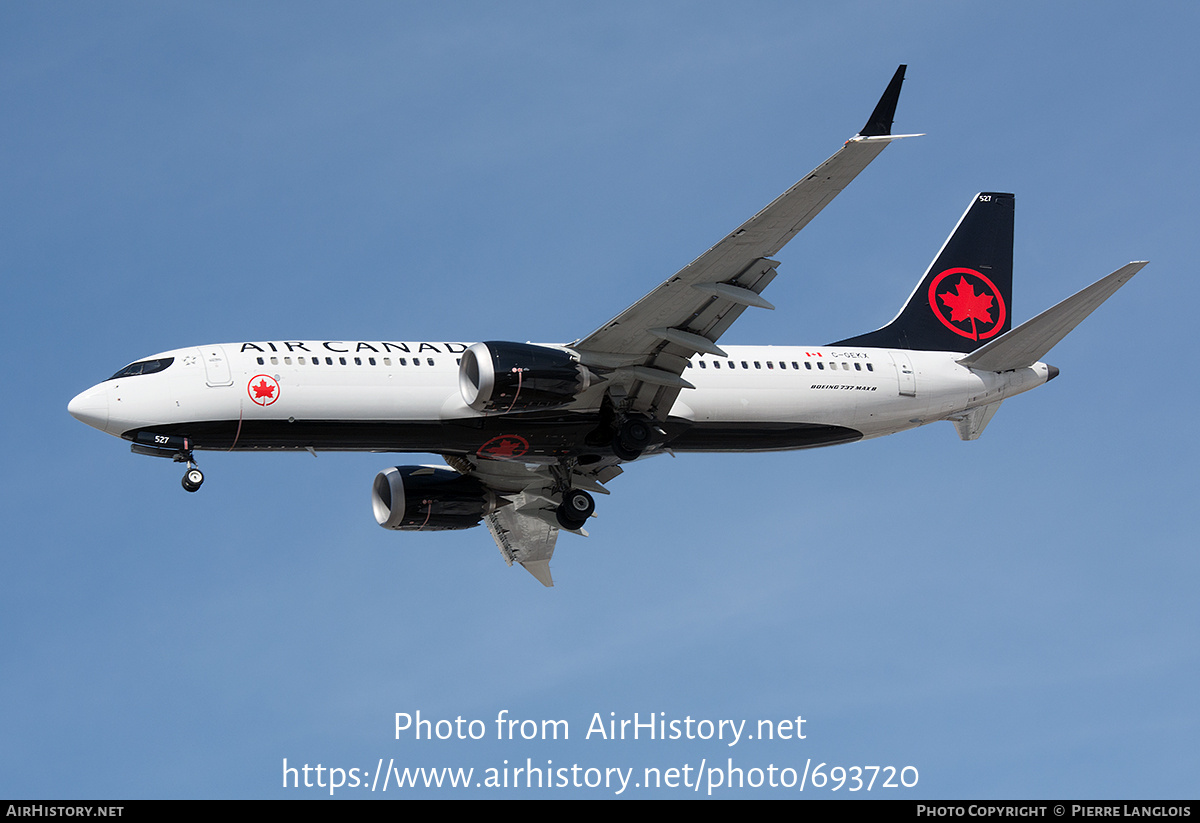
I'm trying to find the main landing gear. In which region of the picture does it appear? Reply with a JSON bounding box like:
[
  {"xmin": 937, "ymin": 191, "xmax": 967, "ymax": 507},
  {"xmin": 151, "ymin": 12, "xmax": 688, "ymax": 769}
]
[
  {"xmin": 548, "ymin": 461, "xmax": 595, "ymax": 531},
  {"xmin": 555, "ymin": 488, "xmax": 595, "ymax": 531},
  {"xmin": 612, "ymin": 415, "xmax": 653, "ymax": 461},
  {"xmin": 589, "ymin": 395, "xmax": 659, "ymax": 462}
]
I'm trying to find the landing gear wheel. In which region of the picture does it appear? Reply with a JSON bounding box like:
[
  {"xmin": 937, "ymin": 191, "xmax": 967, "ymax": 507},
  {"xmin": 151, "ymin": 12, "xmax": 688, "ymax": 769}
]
[
  {"xmin": 612, "ymin": 439, "xmax": 641, "ymax": 461},
  {"xmin": 182, "ymin": 467, "xmax": 204, "ymax": 493},
  {"xmin": 613, "ymin": 417, "xmax": 652, "ymax": 461},
  {"xmin": 556, "ymin": 488, "xmax": 595, "ymax": 530}
]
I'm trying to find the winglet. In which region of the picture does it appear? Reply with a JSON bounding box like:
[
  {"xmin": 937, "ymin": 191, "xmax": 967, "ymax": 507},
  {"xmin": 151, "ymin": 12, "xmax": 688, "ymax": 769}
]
[{"xmin": 859, "ymin": 65, "xmax": 907, "ymax": 137}]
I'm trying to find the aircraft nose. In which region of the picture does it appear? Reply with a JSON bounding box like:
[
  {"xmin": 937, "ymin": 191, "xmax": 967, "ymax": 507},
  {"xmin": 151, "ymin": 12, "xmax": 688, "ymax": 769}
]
[{"xmin": 68, "ymin": 385, "xmax": 110, "ymax": 432}]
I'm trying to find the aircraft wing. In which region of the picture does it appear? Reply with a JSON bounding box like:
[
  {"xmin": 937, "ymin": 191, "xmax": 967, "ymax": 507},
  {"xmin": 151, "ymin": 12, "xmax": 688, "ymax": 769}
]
[
  {"xmin": 485, "ymin": 505, "xmax": 559, "ymax": 586},
  {"xmin": 451, "ymin": 455, "xmax": 623, "ymax": 586},
  {"xmin": 572, "ymin": 65, "xmax": 917, "ymax": 419}
]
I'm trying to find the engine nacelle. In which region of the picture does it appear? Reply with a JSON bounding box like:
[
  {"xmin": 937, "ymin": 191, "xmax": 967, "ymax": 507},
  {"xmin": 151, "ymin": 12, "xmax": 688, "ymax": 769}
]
[
  {"xmin": 372, "ymin": 466, "xmax": 498, "ymax": 531},
  {"xmin": 459, "ymin": 341, "xmax": 592, "ymax": 413}
]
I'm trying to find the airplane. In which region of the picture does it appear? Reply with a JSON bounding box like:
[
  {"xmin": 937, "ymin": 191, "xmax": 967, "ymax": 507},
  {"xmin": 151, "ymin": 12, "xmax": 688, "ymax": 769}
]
[{"xmin": 68, "ymin": 66, "xmax": 1145, "ymax": 587}]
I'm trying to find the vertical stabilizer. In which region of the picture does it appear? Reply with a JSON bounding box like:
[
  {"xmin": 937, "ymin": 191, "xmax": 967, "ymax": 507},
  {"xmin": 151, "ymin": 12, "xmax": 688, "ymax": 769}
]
[{"xmin": 833, "ymin": 192, "xmax": 1014, "ymax": 353}]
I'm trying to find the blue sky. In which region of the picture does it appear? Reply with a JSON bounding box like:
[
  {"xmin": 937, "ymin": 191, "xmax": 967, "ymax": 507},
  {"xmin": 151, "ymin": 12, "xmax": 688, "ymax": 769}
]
[{"xmin": 2, "ymin": 1, "xmax": 1196, "ymax": 798}]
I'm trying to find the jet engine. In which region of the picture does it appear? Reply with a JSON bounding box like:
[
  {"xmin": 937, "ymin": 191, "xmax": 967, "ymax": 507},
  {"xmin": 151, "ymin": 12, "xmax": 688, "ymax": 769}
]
[
  {"xmin": 459, "ymin": 341, "xmax": 592, "ymax": 413},
  {"xmin": 372, "ymin": 465, "xmax": 499, "ymax": 531}
]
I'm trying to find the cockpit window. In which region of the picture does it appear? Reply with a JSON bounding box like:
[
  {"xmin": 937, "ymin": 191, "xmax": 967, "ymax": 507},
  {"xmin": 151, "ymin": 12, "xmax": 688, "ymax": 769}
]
[{"xmin": 107, "ymin": 357, "xmax": 174, "ymax": 381}]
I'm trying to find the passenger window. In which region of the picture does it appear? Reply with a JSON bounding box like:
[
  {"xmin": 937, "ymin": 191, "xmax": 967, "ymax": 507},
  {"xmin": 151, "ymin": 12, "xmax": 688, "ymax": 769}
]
[{"xmin": 256, "ymin": 357, "xmax": 264, "ymax": 365}]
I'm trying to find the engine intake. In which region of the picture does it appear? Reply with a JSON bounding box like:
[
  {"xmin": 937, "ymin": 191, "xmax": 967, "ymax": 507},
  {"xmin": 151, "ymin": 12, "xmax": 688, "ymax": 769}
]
[
  {"xmin": 459, "ymin": 341, "xmax": 592, "ymax": 413},
  {"xmin": 372, "ymin": 466, "xmax": 498, "ymax": 531}
]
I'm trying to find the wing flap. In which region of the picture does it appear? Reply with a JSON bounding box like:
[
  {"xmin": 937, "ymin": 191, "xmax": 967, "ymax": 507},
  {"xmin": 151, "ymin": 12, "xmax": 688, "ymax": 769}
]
[{"xmin": 485, "ymin": 506, "xmax": 559, "ymax": 587}]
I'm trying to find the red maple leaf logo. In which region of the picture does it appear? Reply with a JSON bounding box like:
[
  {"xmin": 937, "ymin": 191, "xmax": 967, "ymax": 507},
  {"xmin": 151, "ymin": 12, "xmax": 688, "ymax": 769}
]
[
  {"xmin": 928, "ymin": 268, "xmax": 1005, "ymax": 341},
  {"xmin": 247, "ymin": 375, "xmax": 280, "ymax": 405},
  {"xmin": 479, "ymin": 435, "xmax": 529, "ymax": 458}
]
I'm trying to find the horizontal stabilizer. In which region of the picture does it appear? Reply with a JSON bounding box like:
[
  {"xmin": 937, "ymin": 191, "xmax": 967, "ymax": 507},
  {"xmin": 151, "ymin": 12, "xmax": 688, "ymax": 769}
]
[{"xmin": 958, "ymin": 262, "xmax": 1147, "ymax": 372}]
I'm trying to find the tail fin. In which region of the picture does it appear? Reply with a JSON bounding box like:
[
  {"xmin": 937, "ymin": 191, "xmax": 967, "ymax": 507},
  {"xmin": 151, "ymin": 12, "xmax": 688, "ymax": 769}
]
[{"xmin": 833, "ymin": 192, "xmax": 1014, "ymax": 353}]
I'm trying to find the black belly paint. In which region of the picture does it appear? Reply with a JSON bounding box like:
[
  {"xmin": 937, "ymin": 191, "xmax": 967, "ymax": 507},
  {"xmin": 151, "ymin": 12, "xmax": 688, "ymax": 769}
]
[{"xmin": 127, "ymin": 413, "xmax": 863, "ymax": 457}]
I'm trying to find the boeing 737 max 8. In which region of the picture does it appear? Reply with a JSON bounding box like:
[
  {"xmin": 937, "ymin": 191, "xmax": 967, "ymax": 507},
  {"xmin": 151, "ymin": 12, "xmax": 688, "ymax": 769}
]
[{"xmin": 67, "ymin": 66, "xmax": 1145, "ymax": 586}]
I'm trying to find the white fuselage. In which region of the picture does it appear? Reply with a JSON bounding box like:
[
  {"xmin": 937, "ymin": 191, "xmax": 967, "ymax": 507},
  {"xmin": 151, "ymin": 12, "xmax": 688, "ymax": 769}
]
[{"xmin": 67, "ymin": 340, "xmax": 1053, "ymax": 457}]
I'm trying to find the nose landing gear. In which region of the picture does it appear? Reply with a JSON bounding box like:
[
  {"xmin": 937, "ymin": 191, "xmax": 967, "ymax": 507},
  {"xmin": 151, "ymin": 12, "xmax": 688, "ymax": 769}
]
[
  {"xmin": 170, "ymin": 444, "xmax": 205, "ymax": 493},
  {"xmin": 130, "ymin": 433, "xmax": 206, "ymax": 492},
  {"xmin": 181, "ymin": 464, "xmax": 204, "ymax": 493}
]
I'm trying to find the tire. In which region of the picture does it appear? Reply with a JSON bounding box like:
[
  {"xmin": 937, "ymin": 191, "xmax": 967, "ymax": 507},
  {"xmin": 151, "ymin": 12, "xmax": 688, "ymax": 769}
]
[
  {"xmin": 556, "ymin": 489, "xmax": 594, "ymax": 530},
  {"xmin": 564, "ymin": 489, "xmax": 594, "ymax": 518},
  {"xmin": 182, "ymin": 468, "xmax": 204, "ymax": 493},
  {"xmin": 555, "ymin": 508, "xmax": 587, "ymax": 530},
  {"xmin": 620, "ymin": 419, "xmax": 652, "ymax": 448},
  {"xmin": 613, "ymin": 417, "xmax": 652, "ymax": 460},
  {"xmin": 612, "ymin": 439, "xmax": 642, "ymax": 461}
]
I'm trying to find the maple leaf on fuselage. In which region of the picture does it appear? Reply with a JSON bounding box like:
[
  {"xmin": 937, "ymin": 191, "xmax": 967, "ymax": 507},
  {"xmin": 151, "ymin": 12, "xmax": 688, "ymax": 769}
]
[
  {"xmin": 252, "ymin": 379, "xmax": 276, "ymax": 399},
  {"xmin": 484, "ymin": 438, "xmax": 524, "ymax": 458},
  {"xmin": 940, "ymin": 277, "xmax": 994, "ymax": 338}
]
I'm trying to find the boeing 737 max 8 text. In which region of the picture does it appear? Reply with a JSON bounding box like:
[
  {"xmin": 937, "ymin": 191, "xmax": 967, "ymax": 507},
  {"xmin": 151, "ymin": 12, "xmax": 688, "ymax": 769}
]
[{"xmin": 68, "ymin": 66, "xmax": 1146, "ymax": 586}]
